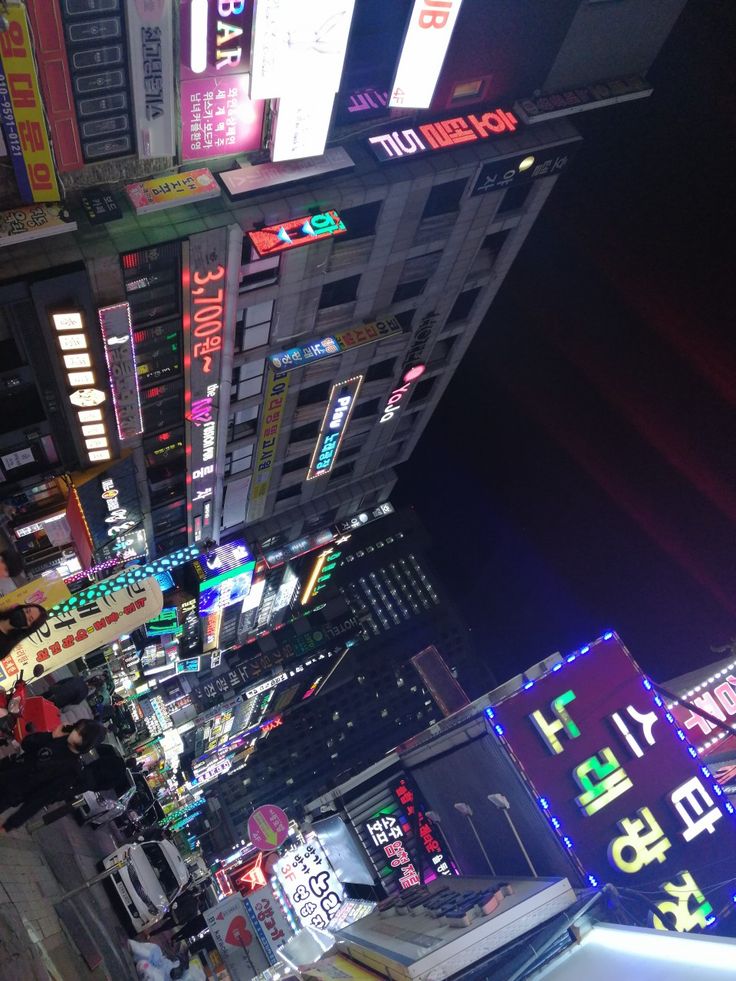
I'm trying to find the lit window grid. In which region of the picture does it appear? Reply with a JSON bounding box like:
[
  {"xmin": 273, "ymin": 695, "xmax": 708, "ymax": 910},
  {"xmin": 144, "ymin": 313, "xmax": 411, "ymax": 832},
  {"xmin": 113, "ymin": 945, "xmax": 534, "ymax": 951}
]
[
  {"xmin": 484, "ymin": 632, "xmax": 735, "ymax": 913},
  {"xmin": 99, "ymin": 302, "xmax": 143, "ymax": 441},
  {"xmin": 400, "ymin": 558, "xmax": 431, "ymax": 609}
]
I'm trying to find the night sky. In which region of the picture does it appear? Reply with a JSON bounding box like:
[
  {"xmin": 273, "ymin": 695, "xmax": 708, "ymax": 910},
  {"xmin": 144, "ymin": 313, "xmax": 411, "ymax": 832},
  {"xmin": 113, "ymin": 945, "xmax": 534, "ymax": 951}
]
[{"xmin": 395, "ymin": 2, "xmax": 736, "ymax": 684}]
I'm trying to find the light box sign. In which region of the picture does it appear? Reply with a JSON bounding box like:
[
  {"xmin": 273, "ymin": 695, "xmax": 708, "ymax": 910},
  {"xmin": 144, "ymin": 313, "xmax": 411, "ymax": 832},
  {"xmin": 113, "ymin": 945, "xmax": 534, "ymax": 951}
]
[
  {"xmin": 471, "ymin": 140, "xmax": 581, "ymax": 197},
  {"xmin": 180, "ymin": 0, "xmax": 253, "ymax": 79},
  {"xmin": 270, "ymin": 89, "xmax": 334, "ymax": 162},
  {"xmin": 126, "ymin": 169, "xmax": 220, "ymax": 215},
  {"xmin": 0, "ymin": 204, "xmax": 76, "ymax": 248},
  {"xmin": 98, "ymin": 303, "xmax": 143, "ymax": 441},
  {"xmin": 669, "ymin": 656, "xmax": 736, "ymax": 760},
  {"xmin": 181, "ymin": 74, "xmax": 264, "ymax": 161},
  {"xmin": 250, "ymin": 0, "xmax": 355, "ymax": 101},
  {"xmin": 368, "ymin": 106, "xmax": 519, "ymax": 163},
  {"xmin": 269, "ymin": 316, "xmax": 403, "ymax": 372},
  {"xmin": 220, "ymin": 146, "xmax": 354, "ymax": 200},
  {"xmin": 514, "ymin": 75, "xmax": 653, "ymax": 125},
  {"xmin": 146, "ymin": 606, "xmax": 180, "ymax": 637},
  {"xmin": 306, "ymin": 375, "xmax": 363, "ymax": 481},
  {"xmin": 176, "ymin": 656, "xmax": 201, "ymax": 674},
  {"xmin": 249, "ymin": 210, "xmax": 346, "ymax": 258},
  {"xmin": 489, "ymin": 634, "xmax": 736, "ymax": 932},
  {"xmin": 198, "ymin": 562, "xmax": 257, "ymax": 616},
  {"xmin": 184, "ymin": 229, "xmax": 231, "ymax": 542},
  {"xmin": 51, "ymin": 311, "xmax": 112, "ymax": 463},
  {"xmin": 274, "ymin": 838, "xmax": 345, "ymax": 932},
  {"xmin": 389, "ymin": 0, "xmax": 464, "ymax": 110},
  {"xmin": 126, "ymin": 0, "xmax": 176, "ymax": 158},
  {"xmin": 0, "ymin": 3, "xmax": 60, "ymax": 202},
  {"xmin": 247, "ymin": 368, "xmax": 290, "ymax": 523},
  {"xmin": 193, "ymin": 539, "xmax": 251, "ymax": 583}
]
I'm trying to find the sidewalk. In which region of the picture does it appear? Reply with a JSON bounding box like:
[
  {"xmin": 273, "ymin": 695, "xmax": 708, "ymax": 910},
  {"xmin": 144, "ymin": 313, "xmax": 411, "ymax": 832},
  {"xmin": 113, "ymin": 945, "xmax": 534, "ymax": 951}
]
[
  {"xmin": 0, "ymin": 816, "xmax": 137, "ymax": 981},
  {"xmin": 0, "ymin": 829, "xmax": 92, "ymax": 981}
]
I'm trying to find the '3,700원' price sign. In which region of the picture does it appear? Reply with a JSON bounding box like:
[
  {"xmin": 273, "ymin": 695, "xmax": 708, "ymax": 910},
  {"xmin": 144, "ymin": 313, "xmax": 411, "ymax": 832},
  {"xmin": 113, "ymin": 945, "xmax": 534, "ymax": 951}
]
[{"xmin": 489, "ymin": 633, "xmax": 736, "ymax": 933}]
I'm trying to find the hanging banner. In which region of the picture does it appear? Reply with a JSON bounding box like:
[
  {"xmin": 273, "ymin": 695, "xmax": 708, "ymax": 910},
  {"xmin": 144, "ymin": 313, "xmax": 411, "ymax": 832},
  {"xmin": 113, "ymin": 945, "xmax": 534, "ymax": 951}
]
[
  {"xmin": 0, "ymin": 2, "xmax": 60, "ymax": 202},
  {"xmin": 0, "ymin": 572, "xmax": 71, "ymax": 614},
  {"xmin": 0, "ymin": 578, "xmax": 163, "ymax": 690},
  {"xmin": 246, "ymin": 369, "xmax": 290, "ymax": 523}
]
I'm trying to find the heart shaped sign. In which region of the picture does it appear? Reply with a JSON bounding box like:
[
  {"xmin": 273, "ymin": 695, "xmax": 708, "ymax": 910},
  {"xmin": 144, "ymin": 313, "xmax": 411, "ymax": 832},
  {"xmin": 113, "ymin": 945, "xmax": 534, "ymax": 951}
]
[{"xmin": 225, "ymin": 916, "xmax": 253, "ymax": 949}]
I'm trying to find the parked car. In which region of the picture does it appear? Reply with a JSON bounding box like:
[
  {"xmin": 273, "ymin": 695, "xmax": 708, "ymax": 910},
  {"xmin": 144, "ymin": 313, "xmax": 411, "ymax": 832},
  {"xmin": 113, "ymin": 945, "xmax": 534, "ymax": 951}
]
[{"xmin": 103, "ymin": 839, "xmax": 190, "ymax": 933}]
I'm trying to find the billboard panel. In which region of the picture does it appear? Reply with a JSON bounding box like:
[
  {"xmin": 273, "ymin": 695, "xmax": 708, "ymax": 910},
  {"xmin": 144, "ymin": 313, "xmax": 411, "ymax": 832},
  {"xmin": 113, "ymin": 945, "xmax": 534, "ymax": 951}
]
[{"xmin": 490, "ymin": 634, "xmax": 736, "ymax": 932}]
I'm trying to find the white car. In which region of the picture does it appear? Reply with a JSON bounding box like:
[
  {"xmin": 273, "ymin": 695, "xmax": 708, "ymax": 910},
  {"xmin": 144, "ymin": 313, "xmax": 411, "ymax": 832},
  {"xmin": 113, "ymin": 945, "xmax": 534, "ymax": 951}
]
[{"xmin": 103, "ymin": 839, "xmax": 190, "ymax": 933}]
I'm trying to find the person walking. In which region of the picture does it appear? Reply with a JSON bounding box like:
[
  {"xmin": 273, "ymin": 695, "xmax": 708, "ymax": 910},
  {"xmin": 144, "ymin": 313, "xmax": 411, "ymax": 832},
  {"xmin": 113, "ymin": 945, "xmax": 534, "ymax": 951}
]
[{"xmin": 0, "ymin": 718, "xmax": 106, "ymax": 831}]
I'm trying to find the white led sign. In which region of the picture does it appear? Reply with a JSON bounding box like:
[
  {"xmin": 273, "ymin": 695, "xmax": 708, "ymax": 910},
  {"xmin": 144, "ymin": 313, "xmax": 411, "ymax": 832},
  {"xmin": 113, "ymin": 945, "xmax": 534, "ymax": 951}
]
[{"xmin": 389, "ymin": 0, "xmax": 465, "ymax": 109}]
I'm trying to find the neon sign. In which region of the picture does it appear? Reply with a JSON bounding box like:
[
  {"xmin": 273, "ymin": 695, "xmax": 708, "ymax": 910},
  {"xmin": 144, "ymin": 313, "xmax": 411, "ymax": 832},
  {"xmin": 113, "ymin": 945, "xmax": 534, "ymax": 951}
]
[
  {"xmin": 379, "ymin": 365, "xmax": 426, "ymax": 423},
  {"xmin": 51, "ymin": 311, "xmax": 111, "ymax": 463},
  {"xmin": 306, "ymin": 375, "xmax": 363, "ymax": 480},
  {"xmin": 249, "ymin": 211, "xmax": 346, "ymax": 258},
  {"xmin": 389, "ymin": 0, "xmax": 465, "ymax": 109},
  {"xmin": 367, "ymin": 106, "xmax": 519, "ymax": 162},
  {"xmin": 489, "ymin": 634, "xmax": 736, "ymax": 932},
  {"xmin": 269, "ymin": 316, "xmax": 403, "ymax": 372},
  {"xmin": 184, "ymin": 229, "xmax": 230, "ymax": 541},
  {"xmin": 98, "ymin": 303, "xmax": 143, "ymax": 441},
  {"xmin": 669, "ymin": 657, "xmax": 736, "ymax": 758}
]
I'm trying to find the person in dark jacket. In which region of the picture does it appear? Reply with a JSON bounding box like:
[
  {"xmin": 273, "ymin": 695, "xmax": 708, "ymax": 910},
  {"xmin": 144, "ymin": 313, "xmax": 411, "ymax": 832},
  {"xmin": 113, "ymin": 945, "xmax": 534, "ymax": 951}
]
[
  {"xmin": 43, "ymin": 674, "xmax": 100, "ymax": 709},
  {"xmin": 0, "ymin": 718, "xmax": 106, "ymax": 831},
  {"xmin": 0, "ymin": 604, "xmax": 49, "ymax": 660}
]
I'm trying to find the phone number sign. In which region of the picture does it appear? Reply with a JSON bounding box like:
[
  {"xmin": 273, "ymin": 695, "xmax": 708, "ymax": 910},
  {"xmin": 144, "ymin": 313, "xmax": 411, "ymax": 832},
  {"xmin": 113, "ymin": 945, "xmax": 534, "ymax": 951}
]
[{"xmin": 489, "ymin": 634, "xmax": 736, "ymax": 933}]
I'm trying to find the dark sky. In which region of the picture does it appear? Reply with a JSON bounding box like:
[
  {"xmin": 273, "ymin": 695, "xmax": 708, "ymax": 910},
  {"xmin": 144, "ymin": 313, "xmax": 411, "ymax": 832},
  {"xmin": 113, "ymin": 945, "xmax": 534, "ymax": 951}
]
[{"xmin": 395, "ymin": 1, "xmax": 736, "ymax": 684}]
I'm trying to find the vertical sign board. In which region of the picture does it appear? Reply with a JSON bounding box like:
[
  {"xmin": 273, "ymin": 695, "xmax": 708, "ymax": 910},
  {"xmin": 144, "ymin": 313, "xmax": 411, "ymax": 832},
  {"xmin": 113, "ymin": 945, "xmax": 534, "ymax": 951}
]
[
  {"xmin": 0, "ymin": 3, "xmax": 60, "ymax": 202},
  {"xmin": 220, "ymin": 146, "xmax": 354, "ymax": 200},
  {"xmin": 274, "ymin": 838, "xmax": 345, "ymax": 931},
  {"xmin": 489, "ymin": 634, "xmax": 736, "ymax": 932},
  {"xmin": 125, "ymin": 168, "xmax": 221, "ymax": 215},
  {"xmin": 98, "ymin": 304, "xmax": 143, "ymax": 441},
  {"xmin": 204, "ymin": 894, "xmax": 270, "ymax": 979},
  {"xmin": 247, "ymin": 369, "xmax": 290, "ymax": 524},
  {"xmin": 243, "ymin": 886, "xmax": 292, "ymax": 966},
  {"xmin": 184, "ymin": 229, "xmax": 230, "ymax": 544},
  {"xmin": 125, "ymin": 0, "xmax": 176, "ymax": 158},
  {"xmin": 0, "ymin": 204, "xmax": 76, "ymax": 247},
  {"xmin": 179, "ymin": 0, "xmax": 253, "ymax": 80},
  {"xmin": 306, "ymin": 376, "xmax": 363, "ymax": 480},
  {"xmin": 514, "ymin": 76, "xmax": 653, "ymax": 124},
  {"xmin": 268, "ymin": 316, "xmax": 402, "ymax": 372},
  {"xmin": 389, "ymin": 0, "xmax": 465, "ymax": 109}
]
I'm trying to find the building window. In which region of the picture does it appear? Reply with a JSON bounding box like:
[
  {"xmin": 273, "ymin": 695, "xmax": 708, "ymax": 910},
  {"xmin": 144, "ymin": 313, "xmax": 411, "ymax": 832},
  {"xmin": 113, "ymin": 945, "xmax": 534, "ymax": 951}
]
[
  {"xmin": 236, "ymin": 300, "xmax": 273, "ymax": 352},
  {"xmin": 276, "ymin": 484, "xmax": 301, "ymax": 503},
  {"xmin": 447, "ymin": 287, "xmax": 481, "ymax": 324},
  {"xmin": 282, "ymin": 453, "xmax": 310, "ymax": 475},
  {"xmin": 351, "ymin": 397, "xmax": 380, "ymax": 420},
  {"xmin": 394, "ymin": 309, "xmax": 415, "ymax": 330},
  {"xmin": 239, "ymin": 244, "xmax": 280, "ymax": 292},
  {"xmin": 228, "ymin": 404, "xmax": 259, "ymax": 441},
  {"xmin": 421, "ymin": 179, "xmax": 467, "ymax": 220},
  {"xmin": 409, "ymin": 376, "xmax": 436, "ymax": 405},
  {"xmin": 329, "ymin": 461, "xmax": 355, "ymax": 482},
  {"xmin": 482, "ymin": 229, "xmax": 510, "ymax": 264},
  {"xmin": 450, "ymin": 78, "xmax": 486, "ymax": 104},
  {"xmin": 225, "ymin": 445, "xmax": 253, "ymax": 476},
  {"xmin": 336, "ymin": 201, "xmax": 381, "ymax": 241},
  {"xmin": 392, "ymin": 280, "xmax": 426, "ymax": 303},
  {"xmin": 231, "ymin": 358, "xmax": 265, "ymax": 401},
  {"xmin": 319, "ymin": 275, "xmax": 360, "ymax": 309},
  {"xmin": 289, "ymin": 420, "xmax": 320, "ymax": 444},
  {"xmin": 497, "ymin": 182, "xmax": 533, "ymax": 215},
  {"xmin": 297, "ymin": 381, "xmax": 331, "ymax": 407},
  {"xmin": 365, "ymin": 358, "xmax": 396, "ymax": 383}
]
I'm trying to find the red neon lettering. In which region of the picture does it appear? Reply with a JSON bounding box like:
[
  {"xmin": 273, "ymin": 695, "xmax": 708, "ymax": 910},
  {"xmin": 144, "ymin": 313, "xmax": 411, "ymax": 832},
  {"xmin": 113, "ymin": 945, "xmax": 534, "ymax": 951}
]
[
  {"xmin": 193, "ymin": 266, "xmax": 225, "ymax": 286},
  {"xmin": 418, "ymin": 0, "xmax": 452, "ymax": 30},
  {"xmin": 468, "ymin": 109, "xmax": 518, "ymax": 138}
]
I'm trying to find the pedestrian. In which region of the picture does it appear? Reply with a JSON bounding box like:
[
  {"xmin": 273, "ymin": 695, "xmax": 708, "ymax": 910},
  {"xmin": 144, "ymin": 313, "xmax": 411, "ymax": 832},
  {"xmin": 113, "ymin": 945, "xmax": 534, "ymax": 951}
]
[
  {"xmin": 0, "ymin": 548, "xmax": 24, "ymax": 584},
  {"xmin": 0, "ymin": 718, "xmax": 106, "ymax": 831},
  {"xmin": 44, "ymin": 673, "xmax": 102, "ymax": 709},
  {"xmin": 0, "ymin": 603, "xmax": 48, "ymax": 659}
]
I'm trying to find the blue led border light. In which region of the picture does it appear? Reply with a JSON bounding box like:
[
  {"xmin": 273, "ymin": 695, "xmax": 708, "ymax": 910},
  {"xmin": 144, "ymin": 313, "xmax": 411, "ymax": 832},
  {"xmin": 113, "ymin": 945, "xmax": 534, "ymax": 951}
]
[{"xmin": 485, "ymin": 631, "xmax": 735, "ymax": 925}]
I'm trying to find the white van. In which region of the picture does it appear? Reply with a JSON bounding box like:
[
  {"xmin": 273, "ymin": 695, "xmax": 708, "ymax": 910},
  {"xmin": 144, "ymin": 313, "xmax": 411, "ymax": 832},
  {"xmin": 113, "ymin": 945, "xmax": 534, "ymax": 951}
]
[{"xmin": 103, "ymin": 839, "xmax": 190, "ymax": 933}]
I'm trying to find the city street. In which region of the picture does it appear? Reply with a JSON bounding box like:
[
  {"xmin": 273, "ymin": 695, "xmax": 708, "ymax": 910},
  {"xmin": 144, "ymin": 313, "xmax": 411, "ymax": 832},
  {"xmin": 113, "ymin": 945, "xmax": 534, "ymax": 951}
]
[{"xmin": 0, "ymin": 812, "xmax": 137, "ymax": 981}]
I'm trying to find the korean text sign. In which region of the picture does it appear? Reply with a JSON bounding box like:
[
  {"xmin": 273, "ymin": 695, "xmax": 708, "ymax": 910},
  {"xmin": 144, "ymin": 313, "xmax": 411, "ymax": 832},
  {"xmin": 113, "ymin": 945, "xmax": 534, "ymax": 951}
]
[
  {"xmin": 0, "ymin": 579, "xmax": 164, "ymax": 690},
  {"xmin": 274, "ymin": 838, "xmax": 344, "ymax": 931},
  {"xmin": 367, "ymin": 106, "xmax": 519, "ymax": 163},
  {"xmin": 249, "ymin": 210, "xmax": 346, "ymax": 258},
  {"xmin": 490, "ymin": 634, "xmax": 736, "ymax": 932},
  {"xmin": 0, "ymin": 4, "xmax": 59, "ymax": 202}
]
